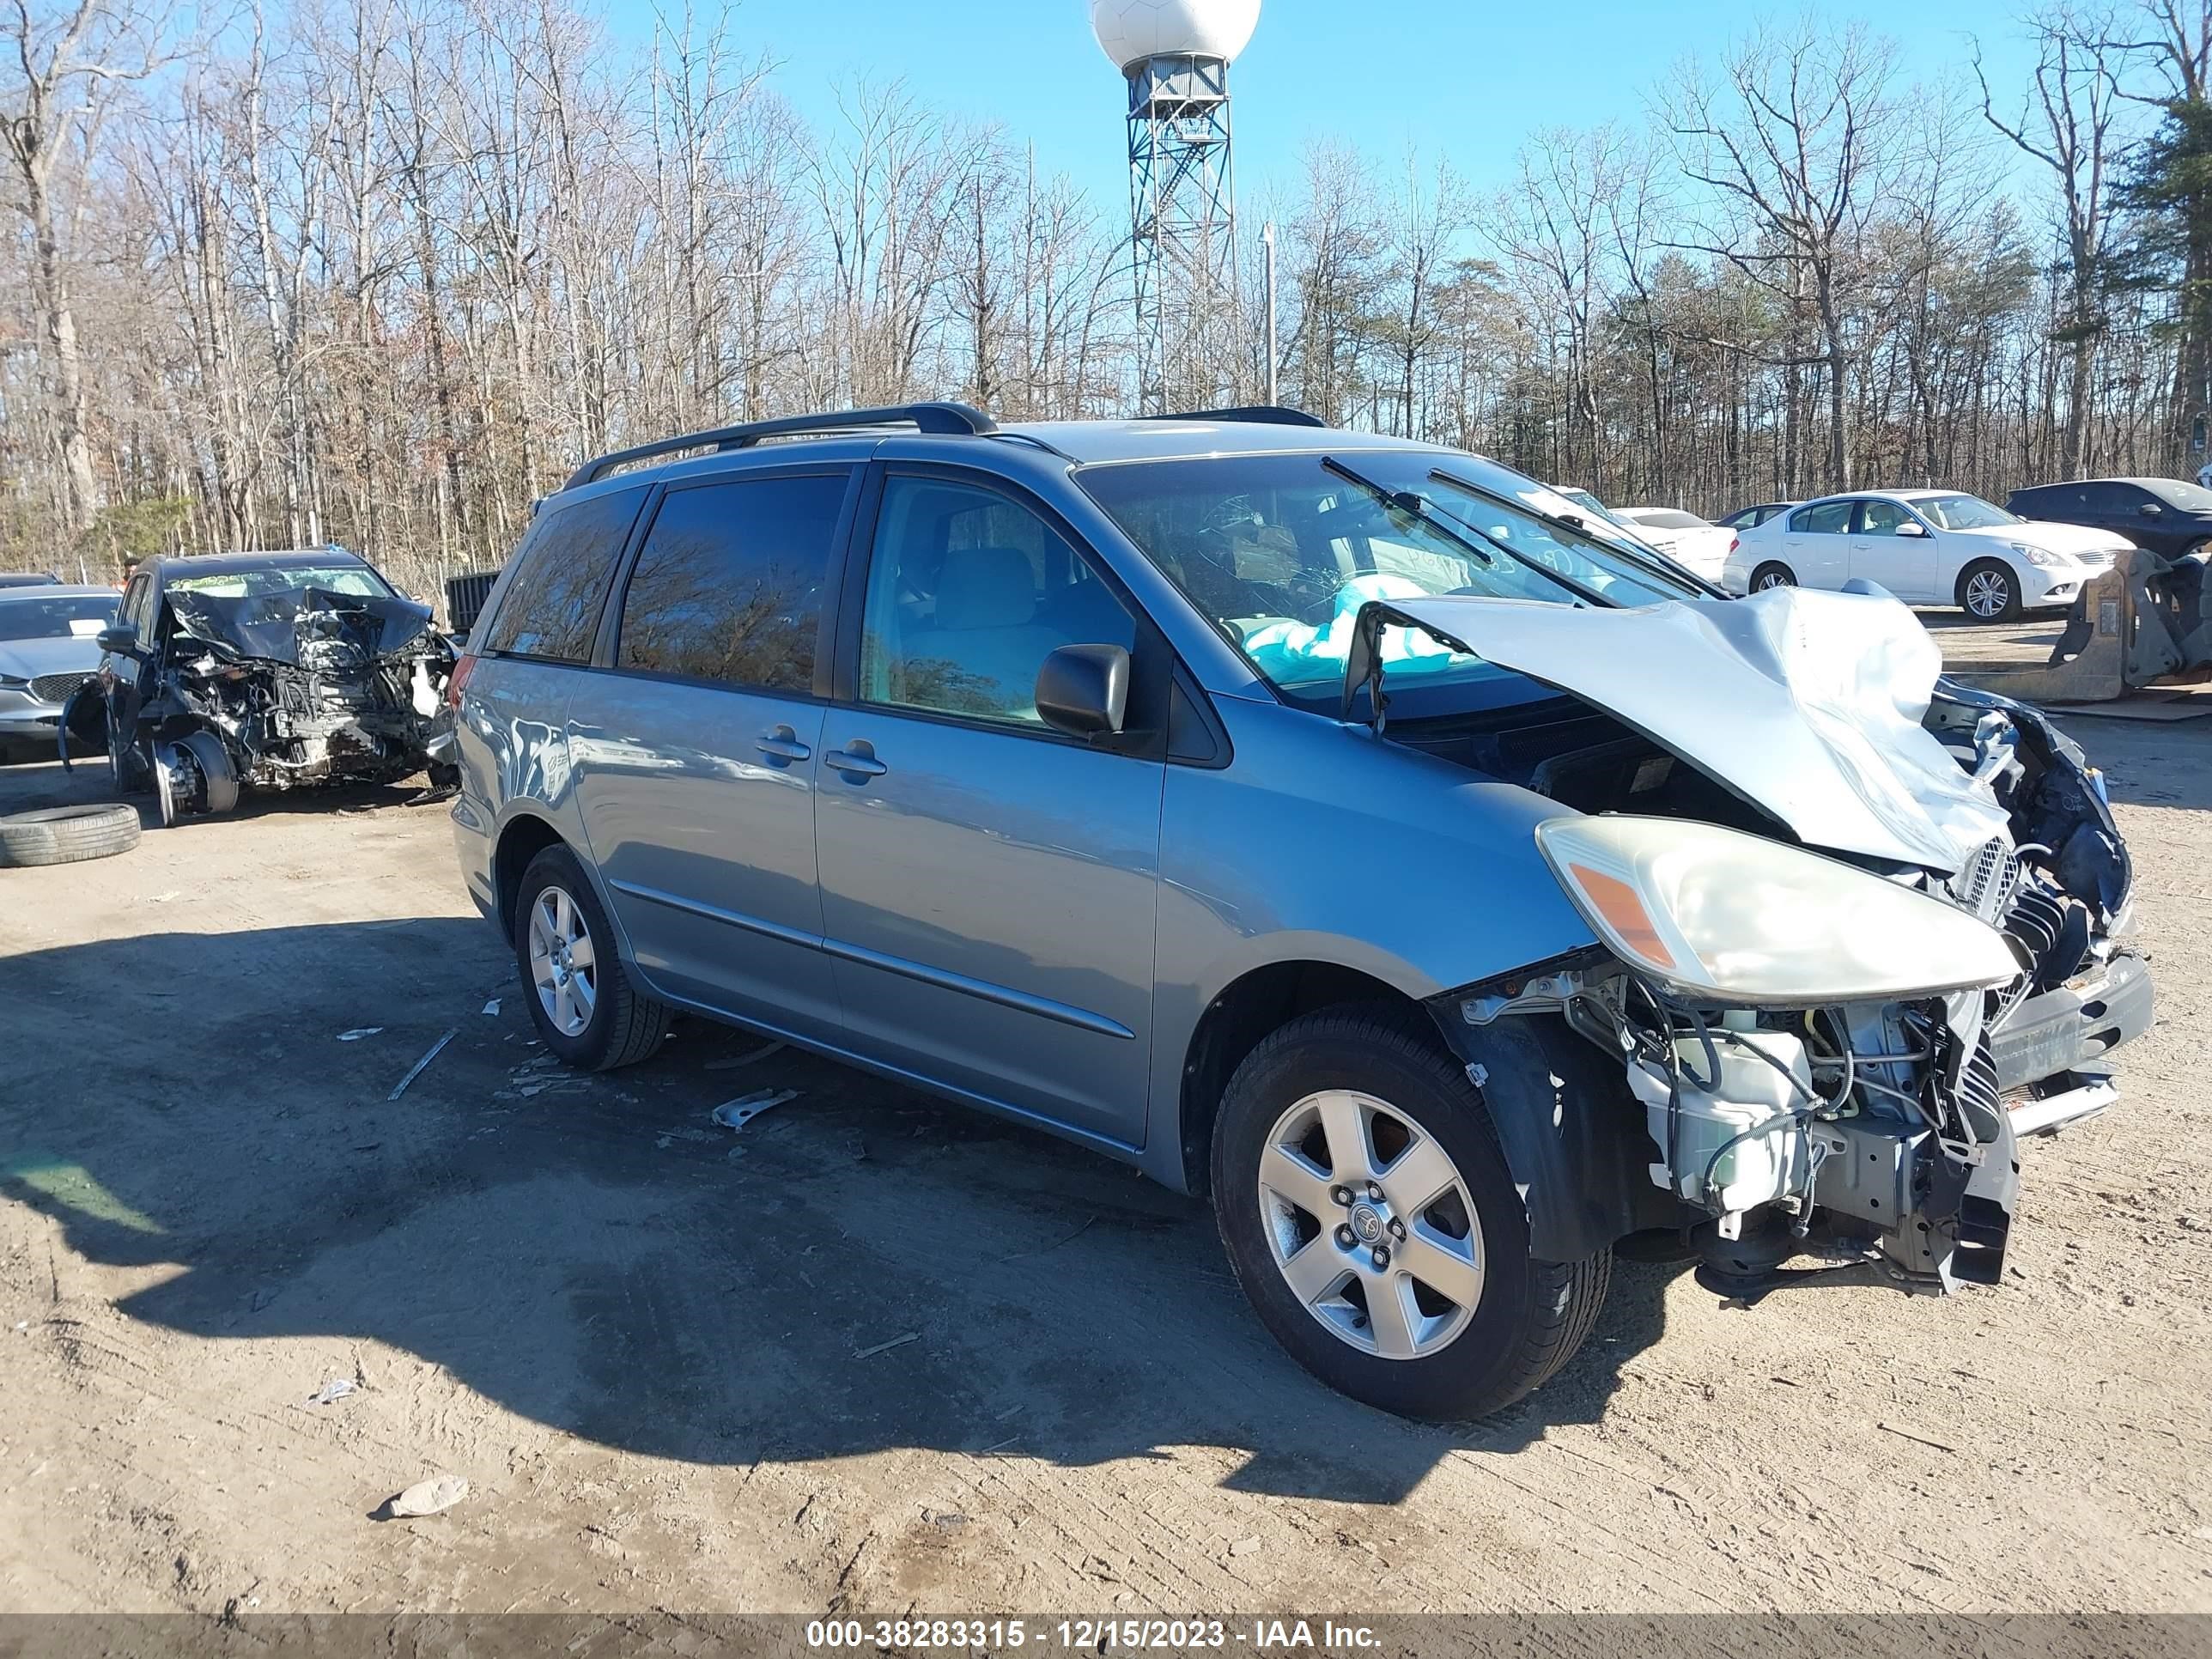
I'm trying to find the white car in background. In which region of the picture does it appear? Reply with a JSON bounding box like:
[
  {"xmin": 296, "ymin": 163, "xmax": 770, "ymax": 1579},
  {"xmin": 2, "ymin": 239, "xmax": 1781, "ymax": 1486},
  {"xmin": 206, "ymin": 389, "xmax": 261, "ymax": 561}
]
[
  {"xmin": 1608, "ymin": 507, "xmax": 1736, "ymax": 583},
  {"xmin": 1544, "ymin": 486, "xmax": 1722, "ymax": 587},
  {"xmin": 1721, "ymin": 489, "xmax": 2134, "ymax": 619}
]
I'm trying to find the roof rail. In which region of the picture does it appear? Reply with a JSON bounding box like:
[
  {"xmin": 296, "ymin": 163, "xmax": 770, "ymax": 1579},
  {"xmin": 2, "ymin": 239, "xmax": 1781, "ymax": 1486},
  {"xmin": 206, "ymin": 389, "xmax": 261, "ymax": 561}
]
[
  {"xmin": 1143, "ymin": 405, "xmax": 1328, "ymax": 428},
  {"xmin": 563, "ymin": 402, "xmax": 998, "ymax": 491}
]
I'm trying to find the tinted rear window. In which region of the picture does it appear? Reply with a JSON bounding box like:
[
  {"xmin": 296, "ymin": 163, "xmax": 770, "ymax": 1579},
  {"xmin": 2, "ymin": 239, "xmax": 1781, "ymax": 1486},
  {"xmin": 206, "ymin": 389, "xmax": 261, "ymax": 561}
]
[
  {"xmin": 615, "ymin": 472, "xmax": 848, "ymax": 692},
  {"xmin": 483, "ymin": 489, "xmax": 646, "ymax": 662}
]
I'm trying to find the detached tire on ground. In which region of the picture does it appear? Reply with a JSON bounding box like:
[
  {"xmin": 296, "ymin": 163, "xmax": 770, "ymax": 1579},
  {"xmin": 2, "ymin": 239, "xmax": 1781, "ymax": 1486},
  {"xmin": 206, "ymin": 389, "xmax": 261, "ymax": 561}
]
[
  {"xmin": 1211, "ymin": 1005, "xmax": 1611, "ymax": 1421},
  {"xmin": 0, "ymin": 803, "xmax": 143, "ymax": 867},
  {"xmin": 513, "ymin": 843, "xmax": 670, "ymax": 1071}
]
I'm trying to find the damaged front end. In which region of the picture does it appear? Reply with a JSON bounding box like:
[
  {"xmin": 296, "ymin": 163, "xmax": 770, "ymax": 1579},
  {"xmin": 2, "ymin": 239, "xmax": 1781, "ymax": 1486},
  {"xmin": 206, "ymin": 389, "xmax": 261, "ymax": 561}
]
[
  {"xmin": 137, "ymin": 587, "xmax": 456, "ymax": 824},
  {"xmin": 1376, "ymin": 585, "xmax": 2152, "ymax": 1302}
]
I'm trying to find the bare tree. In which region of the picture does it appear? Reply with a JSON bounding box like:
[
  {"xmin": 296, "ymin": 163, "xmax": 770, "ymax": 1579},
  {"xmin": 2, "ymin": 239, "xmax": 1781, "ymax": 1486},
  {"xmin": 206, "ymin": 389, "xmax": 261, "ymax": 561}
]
[
  {"xmin": 1671, "ymin": 19, "xmax": 1899, "ymax": 489},
  {"xmin": 1978, "ymin": 5, "xmax": 2126, "ymax": 477},
  {"xmin": 0, "ymin": 0, "xmax": 172, "ymax": 537}
]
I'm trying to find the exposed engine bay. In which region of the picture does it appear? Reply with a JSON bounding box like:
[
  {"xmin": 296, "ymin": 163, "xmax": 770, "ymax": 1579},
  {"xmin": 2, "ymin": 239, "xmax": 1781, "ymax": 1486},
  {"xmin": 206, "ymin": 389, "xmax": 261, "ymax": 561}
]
[
  {"xmin": 67, "ymin": 585, "xmax": 458, "ymax": 825},
  {"xmin": 1382, "ymin": 585, "xmax": 2154, "ymax": 1302}
]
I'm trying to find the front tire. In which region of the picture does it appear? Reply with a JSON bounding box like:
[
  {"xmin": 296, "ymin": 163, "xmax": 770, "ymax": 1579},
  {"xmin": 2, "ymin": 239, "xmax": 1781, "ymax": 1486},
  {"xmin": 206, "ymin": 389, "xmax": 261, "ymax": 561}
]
[
  {"xmin": 1210, "ymin": 1006, "xmax": 1610, "ymax": 1420},
  {"xmin": 514, "ymin": 845, "xmax": 670, "ymax": 1071},
  {"xmin": 1958, "ymin": 558, "xmax": 2023, "ymax": 621},
  {"xmin": 1748, "ymin": 562, "xmax": 1796, "ymax": 592}
]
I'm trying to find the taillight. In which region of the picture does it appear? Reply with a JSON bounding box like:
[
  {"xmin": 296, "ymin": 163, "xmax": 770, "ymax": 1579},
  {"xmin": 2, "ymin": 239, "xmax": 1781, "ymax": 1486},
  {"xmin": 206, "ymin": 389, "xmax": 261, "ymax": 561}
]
[
  {"xmin": 444, "ymin": 652, "xmax": 477, "ymax": 712},
  {"xmin": 1729, "ymin": 536, "xmax": 1740, "ymax": 554}
]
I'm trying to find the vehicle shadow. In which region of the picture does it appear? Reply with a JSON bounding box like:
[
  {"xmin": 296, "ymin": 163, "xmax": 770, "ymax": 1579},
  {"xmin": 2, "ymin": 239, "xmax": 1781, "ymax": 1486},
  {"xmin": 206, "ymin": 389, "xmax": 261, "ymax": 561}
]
[
  {"xmin": 0, "ymin": 919, "xmax": 1677, "ymax": 1505},
  {"xmin": 2055, "ymin": 716, "xmax": 2212, "ymax": 813}
]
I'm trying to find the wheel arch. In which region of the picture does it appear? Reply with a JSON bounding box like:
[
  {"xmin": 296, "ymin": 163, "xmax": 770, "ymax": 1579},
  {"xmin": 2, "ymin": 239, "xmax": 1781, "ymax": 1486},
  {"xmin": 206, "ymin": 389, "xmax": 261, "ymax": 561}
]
[
  {"xmin": 1955, "ymin": 554, "xmax": 2019, "ymax": 613},
  {"xmin": 491, "ymin": 808, "xmax": 571, "ymax": 935},
  {"xmin": 1176, "ymin": 958, "xmax": 1419, "ymax": 1197}
]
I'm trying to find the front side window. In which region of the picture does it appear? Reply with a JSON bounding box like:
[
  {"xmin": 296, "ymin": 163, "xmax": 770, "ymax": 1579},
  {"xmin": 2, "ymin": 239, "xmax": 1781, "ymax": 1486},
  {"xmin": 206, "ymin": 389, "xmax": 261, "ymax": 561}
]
[
  {"xmin": 1917, "ymin": 494, "xmax": 2021, "ymax": 531},
  {"xmin": 616, "ymin": 473, "xmax": 847, "ymax": 692},
  {"xmin": 120, "ymin": 577, "xmax": 154, "ymax": 635},
  {"xmin": 483, "ymin": 489, "xmax": 646, "ymax": 662},
  {"xmin": 858, "ymin": 476, "xmax": 1136, "ymax": 726},
  {"xmin": 1790, "ymin": 501, "xmax": 1855, "ymax": 534},
  {"xmin": 2146, "ymin": 477, "xmax": 2212, "ymax": 512},
  {"xmin": 1078, "ymin": 451, "xmax": 1698, "ymax": 706},
  {"xmin": 1858, "ymin": 500, "xmax": 1913, "ymax": 536}
]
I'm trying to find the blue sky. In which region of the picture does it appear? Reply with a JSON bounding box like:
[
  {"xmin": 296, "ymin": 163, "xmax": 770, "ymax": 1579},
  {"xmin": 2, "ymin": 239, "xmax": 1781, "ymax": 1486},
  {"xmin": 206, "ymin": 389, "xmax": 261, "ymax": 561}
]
[{"xmin": 603, "ymin": 0, "xmax": 2056, "ymax": 217}]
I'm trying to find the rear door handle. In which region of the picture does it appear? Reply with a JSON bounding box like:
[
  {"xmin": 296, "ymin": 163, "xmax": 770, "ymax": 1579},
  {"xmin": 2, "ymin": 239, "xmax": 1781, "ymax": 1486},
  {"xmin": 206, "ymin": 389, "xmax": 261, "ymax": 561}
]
[
  {"xmin": 756, "ymin": 726, "xmax": 811, "ymax": 765},
  {"xmin": 825, "ymin": 742, "xmax": 887, "ymax": 780}
]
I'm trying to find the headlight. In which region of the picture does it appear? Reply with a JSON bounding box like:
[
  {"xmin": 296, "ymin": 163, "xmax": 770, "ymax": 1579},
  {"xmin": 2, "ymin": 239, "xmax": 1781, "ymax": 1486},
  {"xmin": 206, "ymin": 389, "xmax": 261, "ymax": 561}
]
[
  {"xmin": 1534, "ymin": 816, "xmax": 2021, "ymax": 1003},
  {"xmin": 0, "ymin": 673, "xmax": 27, "ymax": 690},
  {"xmin": 2008, "ymin": 542, "xmax": 2063, "ymax": 567}
]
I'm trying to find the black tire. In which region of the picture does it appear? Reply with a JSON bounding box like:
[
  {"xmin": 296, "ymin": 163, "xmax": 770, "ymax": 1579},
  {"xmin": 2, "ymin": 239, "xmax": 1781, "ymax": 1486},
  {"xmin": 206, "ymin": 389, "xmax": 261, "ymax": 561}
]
[
  {"xmin": 109, "ymin": 726, "xmax": 147, "ymax": 797},
  {"xmin": 1957, "ymin": 558, "xmax": 2023, "ymax": 622},
  {"xmin": 0, "ymin": 803, "xmax": 142, "ymax": 867},
  {"xmin": 513, "ymin": 844, "xmax": 669, "ymax": 1071},
  {"xmin": 1748, "ymin": 562, "xmax": 1796, "ymax": 592},
  {"xmin": 1210, "ymin": 1005, "xmax": 1611, "ymax": 1421}
]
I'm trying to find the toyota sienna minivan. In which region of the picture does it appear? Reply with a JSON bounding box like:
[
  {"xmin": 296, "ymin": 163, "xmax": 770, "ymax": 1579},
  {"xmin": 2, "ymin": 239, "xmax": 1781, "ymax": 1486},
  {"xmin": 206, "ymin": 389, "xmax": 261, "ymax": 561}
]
[{"xmin": 447, "ymin": 403, "xmax": 2152, "ymax": 1419}]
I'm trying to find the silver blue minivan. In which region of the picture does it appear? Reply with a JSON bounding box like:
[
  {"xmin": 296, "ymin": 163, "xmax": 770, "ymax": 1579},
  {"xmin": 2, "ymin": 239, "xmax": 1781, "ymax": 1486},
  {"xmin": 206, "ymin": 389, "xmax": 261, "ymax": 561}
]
[{"xmin": 448, "ymin": 404, "xmax": 2152, "ymax": 1419}]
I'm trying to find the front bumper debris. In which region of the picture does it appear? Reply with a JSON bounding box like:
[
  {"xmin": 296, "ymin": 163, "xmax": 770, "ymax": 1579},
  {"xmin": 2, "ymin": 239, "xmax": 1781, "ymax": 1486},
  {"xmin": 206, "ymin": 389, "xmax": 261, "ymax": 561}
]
[{"xmin": 1989, "ymin": 952, "xmax": 2154, "ymax": 1091}]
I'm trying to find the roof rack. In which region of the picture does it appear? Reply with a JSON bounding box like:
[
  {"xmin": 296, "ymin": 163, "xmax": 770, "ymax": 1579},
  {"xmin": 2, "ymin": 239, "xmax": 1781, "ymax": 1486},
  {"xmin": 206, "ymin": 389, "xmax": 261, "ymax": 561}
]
[
  {"xmin": 1142, "ymin": 405, "xmax": 1327, "ymax": 428},
  {"xmin": 563, "ymin": 402, "xmax": 998, "ymax": 491}
]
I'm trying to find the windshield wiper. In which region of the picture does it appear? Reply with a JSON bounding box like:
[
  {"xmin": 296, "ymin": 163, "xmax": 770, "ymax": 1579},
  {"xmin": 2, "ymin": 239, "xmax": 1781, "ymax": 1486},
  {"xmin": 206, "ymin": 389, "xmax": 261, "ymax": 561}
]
[
  {"xmin": 1429, "ymin": 468, "xmax": 1729, "ymax": 599},
  {"xmin": 1320, "ymin": 458, "xmax": 1610, "ymax": 610}
]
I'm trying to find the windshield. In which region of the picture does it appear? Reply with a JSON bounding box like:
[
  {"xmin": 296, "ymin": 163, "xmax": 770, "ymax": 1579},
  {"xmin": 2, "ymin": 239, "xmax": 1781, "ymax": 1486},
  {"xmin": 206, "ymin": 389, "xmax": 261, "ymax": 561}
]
[
  {"xmin": 166, "ymin": 563, "xmax": 392, "ymax": 600},
  {"xmin": 1626, "ymin": 509, "xmax": 1708, "ymax": 531},
  {"xmin": 0, "ymin": 592, "xmax": 116, "ymax": 641},
  {"xmin": 1917, "ymin": 495, "xmax": 2021, "ymax": 531},
  {"xmin": 1077, "ymin": 451, "xmax": 1702, "ymax": 705},
  {"xmin": 2146, "ymin": 478, "xmax": 2212, "ymax": 512}
]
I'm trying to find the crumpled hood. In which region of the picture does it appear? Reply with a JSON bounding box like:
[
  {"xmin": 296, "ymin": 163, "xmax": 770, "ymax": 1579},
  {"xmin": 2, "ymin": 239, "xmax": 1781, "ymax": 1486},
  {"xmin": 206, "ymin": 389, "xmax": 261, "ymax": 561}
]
[
  {"xmin": 168, "ymin": 586, "xmax": 435, "ymax": 667},
  {"xmin": 1367, "ymin": 586, "xmax": 2012, "ymax": 873}
]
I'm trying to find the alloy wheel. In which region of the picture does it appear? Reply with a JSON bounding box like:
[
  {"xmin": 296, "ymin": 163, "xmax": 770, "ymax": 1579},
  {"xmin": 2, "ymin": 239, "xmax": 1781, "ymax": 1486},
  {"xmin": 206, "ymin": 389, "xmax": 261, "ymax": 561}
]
[
  {"xmin": 529, "ymin": 884, "xmax": 599, "ymax": 1038},
  {"xmin": 1255, "ymin": 1090, "xmax": 1484, "ymax": 1360},
  {"xmin": 1966, "ymin": 568, "xmax": 2012, "ymax": 618}
]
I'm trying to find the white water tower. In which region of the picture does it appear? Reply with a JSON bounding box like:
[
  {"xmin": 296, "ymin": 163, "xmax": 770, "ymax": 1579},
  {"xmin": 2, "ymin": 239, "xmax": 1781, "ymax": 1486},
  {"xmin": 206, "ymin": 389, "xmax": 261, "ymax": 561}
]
[{"xmin": 1091, "ymin": 0, "xmax": 1262, "ymax": 413}]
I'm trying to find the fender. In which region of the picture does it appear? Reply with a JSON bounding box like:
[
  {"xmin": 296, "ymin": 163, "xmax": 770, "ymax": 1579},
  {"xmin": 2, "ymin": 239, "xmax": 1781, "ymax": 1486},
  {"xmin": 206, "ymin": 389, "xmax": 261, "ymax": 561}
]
[{"xmin": 1423, "ymin": 987, "xmax": 1675, "ymax": 1261}]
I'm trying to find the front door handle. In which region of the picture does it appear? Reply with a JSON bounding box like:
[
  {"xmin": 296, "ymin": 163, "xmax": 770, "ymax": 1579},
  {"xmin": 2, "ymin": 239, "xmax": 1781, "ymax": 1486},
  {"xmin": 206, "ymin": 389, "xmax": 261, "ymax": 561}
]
[
  {"xmin": 756, "ymin": 726, "xmax": 811, "ymax": 766},
  {"xmin": 825, "ymin": 741, "xmax": 888, "ymax": 780}
]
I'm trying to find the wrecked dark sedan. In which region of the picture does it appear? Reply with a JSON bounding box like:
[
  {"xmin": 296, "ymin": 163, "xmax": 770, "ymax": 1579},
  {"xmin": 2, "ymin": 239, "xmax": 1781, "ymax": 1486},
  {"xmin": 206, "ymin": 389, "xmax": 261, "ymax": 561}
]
[{"xmin": 64, "ymin": 549, "xmax": 457, "ymax": 824}]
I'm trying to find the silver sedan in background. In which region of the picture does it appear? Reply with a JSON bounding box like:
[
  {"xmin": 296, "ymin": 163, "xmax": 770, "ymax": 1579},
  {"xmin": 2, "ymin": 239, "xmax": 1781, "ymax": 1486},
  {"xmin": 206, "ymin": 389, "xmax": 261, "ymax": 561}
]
[{"xmin": 0, "ymin": 584, "xmax": 118, "ymax": 762}]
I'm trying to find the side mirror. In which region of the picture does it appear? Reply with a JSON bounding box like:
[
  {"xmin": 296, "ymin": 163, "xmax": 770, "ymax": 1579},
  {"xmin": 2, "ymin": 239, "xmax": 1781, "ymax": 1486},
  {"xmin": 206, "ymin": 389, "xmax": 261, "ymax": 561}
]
[
  {"xmin": 1896, "ymin": 520, "xmax": 1929, "ymax": 538},
  {"xmin": 2139, "ymin": 502, "xmax": 2163, "ymax": 517},
  {"xmin": 96, "ymin": 623, "xmax": 139, "ymax": 656},
  {"xmin": 1036, "ymin": 643, "xmax": 1129, "ymax": 739}
]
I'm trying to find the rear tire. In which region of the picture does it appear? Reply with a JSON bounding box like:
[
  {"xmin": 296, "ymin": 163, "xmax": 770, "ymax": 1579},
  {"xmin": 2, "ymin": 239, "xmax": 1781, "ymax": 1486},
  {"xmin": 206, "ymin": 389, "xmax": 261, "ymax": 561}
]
[
  {"xmin": 514, "ymin": 844, "xmax": 669, "ymax": 1072},
  {"xmin": 1210, "ymin": 1005, "xmax": 1610, "ymax": 1421},
  {"xmin": 1957, "ymin": 558, "xmax": 2023, "ymax": 622},
  {"xmin": 0, "ymin": 803, "xmax": 142, "ymax": 866},
  {"xmin": 1749, "ymin": 562, "xmax": 1796, "ymax": 592}
]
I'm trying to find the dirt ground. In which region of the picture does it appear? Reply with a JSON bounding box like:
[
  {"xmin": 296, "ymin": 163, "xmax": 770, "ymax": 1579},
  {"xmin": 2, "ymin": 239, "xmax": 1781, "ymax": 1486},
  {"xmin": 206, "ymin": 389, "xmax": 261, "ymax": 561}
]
[{"xmin": 2, "ymin": 697, "xmax": 2209, "ymax": 1620}]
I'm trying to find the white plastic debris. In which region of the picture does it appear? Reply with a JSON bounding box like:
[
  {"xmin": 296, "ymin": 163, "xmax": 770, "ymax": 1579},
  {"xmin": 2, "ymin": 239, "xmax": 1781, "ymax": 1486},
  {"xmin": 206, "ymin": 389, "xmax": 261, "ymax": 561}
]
[
  {"xmin": 711, "ymin": 1089, "xmax": 799, "ymax": 1131},
  {"xmin": 302, "ymin": 1378, "xmax": 356, "ymax": 1407},
  {"xmin": 386, "ymin": 1475, "xmax": 468, "ymax": 1518},
  {"xmin": 481, "ymin": 999, "xmax": 501, "ymax": 1016},
  {"xmin": 388, "ymin": 1029, "xmax": 458, "ymax": 1100},
  {"xmin": 337, "ymin": 1029, "xmax": 383, "ymax": 1042}
]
